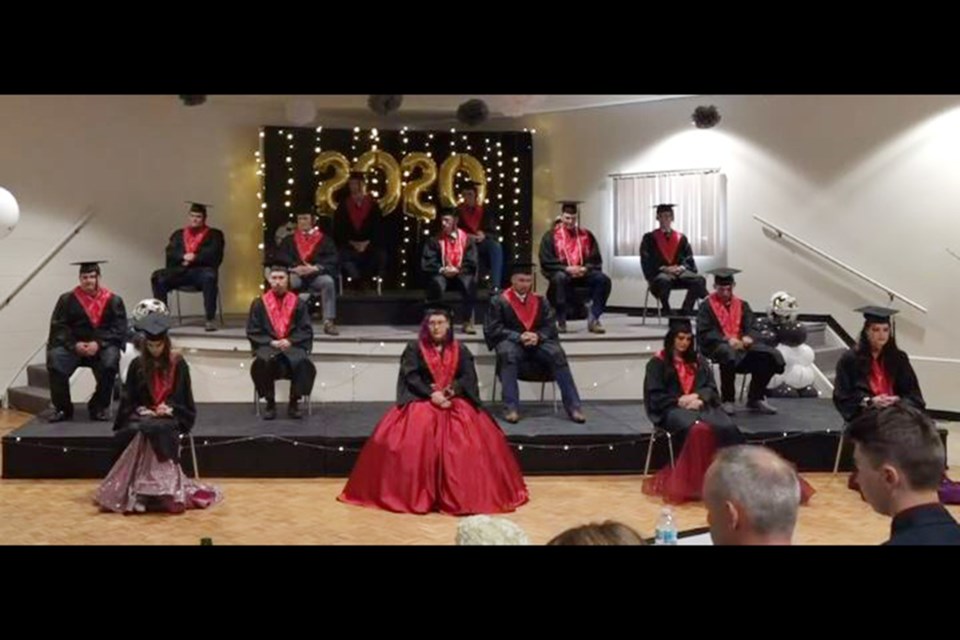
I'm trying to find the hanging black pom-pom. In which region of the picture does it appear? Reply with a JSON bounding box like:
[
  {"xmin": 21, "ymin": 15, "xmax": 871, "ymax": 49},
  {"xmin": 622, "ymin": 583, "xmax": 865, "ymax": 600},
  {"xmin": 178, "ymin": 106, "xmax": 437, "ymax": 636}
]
[{"xmin": 457, "ymin": 99, "xmax": 489, "ymax": 126}]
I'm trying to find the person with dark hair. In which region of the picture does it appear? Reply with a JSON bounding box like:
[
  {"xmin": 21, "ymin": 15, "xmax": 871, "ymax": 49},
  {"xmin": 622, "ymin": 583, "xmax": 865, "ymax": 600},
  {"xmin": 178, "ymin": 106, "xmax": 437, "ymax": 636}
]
[
  {"xmin": 696, "ymin": 267, "xmax": 785, "ymax": 415},
  {"xmin": 642, "ymin": 317, "xmax": 745, "ymax": 504},
  {"xmin": 246, "ymin": 264, "xmax": 316, "ymax": 420},
  {"xmin": 333, "ymin": 171, "xmax": 384, "ymax": 291},
  {"xmin": 151, "ymin": 202, "xmax": 225, "ymax": 332},
  {"xmin": 421, "ymin": 208, "xmax": 479, "ymax": 334},
  {"xmin": 457, "ymin": 180, "xmax": 504, "ymax": 291},
  {"xmin": 548, "ymin": 521, "xmax": 646, "ymax": 545},
  {"xmin": 484, "ymin": 262, "xmax": 585, "ymax": 424},
  {"xmin": 640, "ymin": 204, "xmax": 707, "ymax": 316},
  {"xmin": 538, "ymin": 201, "xmax": 611, "ymax": 333},
  {"xmin": 847, "ymin": 405, "xmax": 960, "ymax": 545},
  {"xmin": 278, "ymin": 210, "xmax": 339, "ymax": 335},
  {"xmin": 95, "ymin": 314, "xmax": 221, "ymax": 514},
  {"xmin": 339, "ymin": 305, "xmax": 528, "ymax": 515},
  {"xmin": 46, "ymin": 260, "xmax": 127, "ymax": 422},
  {"xmin": 834, "ymin": 306, "xmax": 925, "ymax": 422}
]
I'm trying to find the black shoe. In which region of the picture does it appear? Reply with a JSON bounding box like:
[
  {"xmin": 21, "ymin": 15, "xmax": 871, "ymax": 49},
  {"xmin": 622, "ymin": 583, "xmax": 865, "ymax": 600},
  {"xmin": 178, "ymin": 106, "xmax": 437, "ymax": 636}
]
[
  {"xmin": 558, "ymin": 321, "xmax": 568, "ymax": 334},
  {"xmin": 89, "ymin": 409, "xmax": 110, "ymax": 422},
  {"xmin": 263, "ymin": 401, "xmax": 277, "ymax": 421},
  {"xmin": 47, "ymin": 409, "xmax": 71, "ymax": 423},
  {"xmin": 288, "ymin": 399, "xmax": 302, "ymax": 420}
]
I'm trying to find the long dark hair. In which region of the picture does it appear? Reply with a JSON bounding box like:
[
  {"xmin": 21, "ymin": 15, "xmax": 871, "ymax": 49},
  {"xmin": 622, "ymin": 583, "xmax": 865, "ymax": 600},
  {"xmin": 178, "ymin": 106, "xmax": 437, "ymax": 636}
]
[
  {"xmin": 141, "ymin": 334, "xmax": 176, "ymax": 380},
  {"xmin": 855, "ymin": 322, "xmax": 906, "ymax": 372},
  {"xmin": 663, "ymin": 328, "xmax": 698, "ymax": 364}
]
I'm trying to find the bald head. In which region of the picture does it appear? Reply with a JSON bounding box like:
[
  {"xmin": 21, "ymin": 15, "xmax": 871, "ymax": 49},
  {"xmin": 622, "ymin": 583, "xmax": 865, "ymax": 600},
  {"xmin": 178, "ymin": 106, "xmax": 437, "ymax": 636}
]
[{"xmin": 704, "ymin": 445, "xmax": 801, "ymax": 545}]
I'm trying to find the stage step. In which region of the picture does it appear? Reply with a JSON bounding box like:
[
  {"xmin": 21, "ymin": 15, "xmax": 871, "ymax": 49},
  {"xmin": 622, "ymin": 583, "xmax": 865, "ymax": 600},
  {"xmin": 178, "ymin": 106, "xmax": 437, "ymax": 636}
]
[
  {"xmin": 26, "ymin": 364, "xmax": 50, "ymax": 390},
  {"xmin": 7, "ymin": 386, "xmax": 50, "ymax": 415}
]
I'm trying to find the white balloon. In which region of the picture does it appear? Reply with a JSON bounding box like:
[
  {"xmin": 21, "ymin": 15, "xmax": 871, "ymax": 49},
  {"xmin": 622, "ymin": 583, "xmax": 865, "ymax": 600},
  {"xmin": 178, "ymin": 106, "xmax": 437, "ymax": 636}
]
[
  {"xmin": 285, "ymin": 99, "xmax": 317, "ymax": 126},
  {"xmin": 783, "ymin": 364, "xmax": 815, "ymax": 389},
  {"xmin": 795, "ymin": 343, "xmax": 815, "ymax": 366},
  {"xmin": 777, "ymin": 344, "xmax": 801, "ymax": 366},
  {"xmin": 0, "ymin": 187, "xmax": 20, "ymax": 240}
]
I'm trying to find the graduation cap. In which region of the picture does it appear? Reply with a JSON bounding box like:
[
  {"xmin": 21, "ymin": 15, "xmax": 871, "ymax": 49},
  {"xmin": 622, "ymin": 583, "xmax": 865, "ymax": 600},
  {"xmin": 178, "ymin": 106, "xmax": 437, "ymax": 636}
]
[
  {"xmin": 186, "ymin": 201, "xmax": 212, "ymax": 216},
  {"xmin": 667, "ymin": 316, "xmax": 694, "ymax": 334},
  {"xmin": 460, "ymin": 180, "xmax": 481, "ymax": 193},
  {"xmin": 71, "ymin": 260, "xmax": 107, "ymax": 275},
  {"xmin": 708, "ymin": 267, "xmax": 741, "ymax": 286},
  {"xmin": 557, "ymin": 200, "xmax": 583, "ymax": 214},
  {"xmin": 508, "ymin": 261, "xmax": 537, "ymax": 276},
  {"xmin": 438, "ymin": 206, "xmax": 460, "ymax": 218},
  {"xmin": 348, "ymin": 171, "xmax": 366, "ymax": 182},
  {"xmin": 263, "ymin": 256, "xmax": 292, "ymax": 273},
  {"xmin": 654, "ymin": 203, "xmax": 676, "ymax": 215},
  {"xmin": 855, "ymin": 305, "xmax": 899, "ymax": 325},
  {"xmin": 136, "ymin": 313, "xmax": 172, "ymax": 340},
  {"xmin": 422, "ymin": 301, "xmax": 455, "ymax": 320}
]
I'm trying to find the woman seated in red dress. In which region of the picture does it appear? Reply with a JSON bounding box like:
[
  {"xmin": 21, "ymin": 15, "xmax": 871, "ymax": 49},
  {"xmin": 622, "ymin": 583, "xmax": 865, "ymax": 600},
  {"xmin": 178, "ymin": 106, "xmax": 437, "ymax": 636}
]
[
  {"xmin": 643, "ymin": 318, "xmax": 813, "ymax": 504},
  {"xmin": 339, "ymin": 305, "xmax": 529, "ymax": 515}
]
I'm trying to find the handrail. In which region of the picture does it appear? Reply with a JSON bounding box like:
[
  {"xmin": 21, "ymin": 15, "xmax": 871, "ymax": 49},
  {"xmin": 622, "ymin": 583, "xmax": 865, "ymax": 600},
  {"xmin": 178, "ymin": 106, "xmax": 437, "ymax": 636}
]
[
  {"xmin": 754, "ymin": 215, "xmax": 927, "ymax": 314},
  {"xmin": 0, "ymin": 207, "xmax": 96, "ymax": 314}
]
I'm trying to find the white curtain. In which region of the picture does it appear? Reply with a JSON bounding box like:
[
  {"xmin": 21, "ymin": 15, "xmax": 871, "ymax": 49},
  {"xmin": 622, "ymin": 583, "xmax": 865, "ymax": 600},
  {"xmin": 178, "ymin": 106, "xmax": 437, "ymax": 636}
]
[{"xmin": 613, "ymin": 171, "xmax": 726, "ymax": 258}]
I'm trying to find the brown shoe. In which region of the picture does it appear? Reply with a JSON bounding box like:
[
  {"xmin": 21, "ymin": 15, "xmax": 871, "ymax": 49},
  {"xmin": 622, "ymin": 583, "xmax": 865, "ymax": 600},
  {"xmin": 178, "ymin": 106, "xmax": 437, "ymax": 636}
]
[
  {"xmin": 570, "ymin": 409, "xmax": 586, "ymax": 423},
  {"xmin": 504, "ymin": 409, "xmax": 520, "ymax": 424},
  {"xmin": 323, "ymin": 320, "xmax": 340, "ymax": 336}
]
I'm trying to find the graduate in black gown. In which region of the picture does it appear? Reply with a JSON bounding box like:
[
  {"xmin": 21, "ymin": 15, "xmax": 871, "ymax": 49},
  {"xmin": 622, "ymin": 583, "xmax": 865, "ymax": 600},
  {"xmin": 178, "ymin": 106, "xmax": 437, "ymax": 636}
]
[
  {"xmin": 95, "ymin": 314, "xmax": 222, "ymax": 514},
  {"xmin": 484, "ymin": 262, "xmax": 585, "ymax": 424},
  {"xmin": 246, "ymin": 263, "xmax": 316, "ymax": 420},
  {"xmin": 333, "ymin": 171, "xmax": 385, "ymax": 290},
  {"xmin": 537, "ymin": 201, "xmax": 611, "ymax": 333},
  {"xmin": 277, "ymin": 210, "xmax": 340, "ymax": 335},
  {"xmin": 696, "ymin": 268, "xmax": 784, "ymax": 415},
  {"xmin": 421, "ymin": 207, "xmax": 479, "ymax": 334},
  {"xmin": 46, "ymin": 260, "xmax": 127, "ymax": 422},
  {"xmin": 640, "ymin": 204, "xmax": 707, "ymax": 315},
  {"xmin": 150, "ymin": 202, "xmax": 225, "ymax": 332}
]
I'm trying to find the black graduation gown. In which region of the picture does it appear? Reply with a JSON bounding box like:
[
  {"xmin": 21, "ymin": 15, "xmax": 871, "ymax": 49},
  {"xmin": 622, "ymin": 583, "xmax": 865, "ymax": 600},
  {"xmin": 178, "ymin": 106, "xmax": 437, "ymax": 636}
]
[
  {"xmin": 396, "ymin": 341, "xmax": 482, "ymax": 408},
  {"xmin": 279, "ymin": 231, "xmax": 339, "ymax": 276},
  {"xmin": 538, "ymin": 228, "xmax": 603, "ymax": 278},
  {"xmin": 640, "ymin": 231, "xmax": 697, "ymax": 282},
  {"xmin": 696, "ymin": 297, "xmax": 785, "ymax": 368},
  {"xmin": 113, "ymin": 356, "xmax": 196, "ymax": 463},
  {"xmin": 885, "ymin": 504, "xmax": 960, "ymax": 545},
  {"xmin": 833, "ymin": 349, "xmax": 926, "ymax": 423},
  {"xmin": 245, "ymin": 294, "xmax": 314, "ymax": 365},
  {"xmin": 163, "ymin": 227, "xmax": 225, "ymax": 271},
  {"xmin": 48, "ymin": 291, "xmax": 127, "ymax": 351},
  {"xmin": 334, "ymin": 195, "xmax": 383, "ymax": 244},
  {"xmin": 421, "ymin": 234, "xmax": 479, "ymax": 276},
  {"xmin": 483, "ymin": 293, "xmax": 568, "ymax": 368},
  {"xmin": 643, "ymin": 354, "xmax": 741, "ymax": 443}
]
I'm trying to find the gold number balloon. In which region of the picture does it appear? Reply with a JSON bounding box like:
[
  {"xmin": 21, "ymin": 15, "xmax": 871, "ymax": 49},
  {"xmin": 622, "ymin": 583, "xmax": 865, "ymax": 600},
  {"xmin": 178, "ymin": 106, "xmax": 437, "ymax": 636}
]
[
  {"xmin": 354, "ymin": 150, "xmax": 402, "ymax": 214},
  {"xmin": 438, "ymin": 153, "xmax": 487, "ymax": 209},
  {"xmin": 400, "ymin": 152, "xmax": 438, "ymax": 222},
  {"xmin": 313, "ymin": 151, "xmax": 351, "ymax": 215}
]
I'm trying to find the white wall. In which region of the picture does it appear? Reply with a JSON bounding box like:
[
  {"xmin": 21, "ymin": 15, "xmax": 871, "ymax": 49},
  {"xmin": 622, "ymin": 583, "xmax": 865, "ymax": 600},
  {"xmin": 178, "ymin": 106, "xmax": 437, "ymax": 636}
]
[{"xmin": 526, "ymin": 95, "xmax": 960, "ymax": 411}]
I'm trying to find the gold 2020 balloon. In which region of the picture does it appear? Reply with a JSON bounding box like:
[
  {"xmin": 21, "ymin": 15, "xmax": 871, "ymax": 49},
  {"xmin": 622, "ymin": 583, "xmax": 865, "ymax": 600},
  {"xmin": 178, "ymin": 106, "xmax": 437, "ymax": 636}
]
[
  {"xmin": 400, "ymin": 152, "xmax": 438, "ymax": 222},
  {"xmin": 313, "ymin": 151, "xmax": 350, "ymax": 215},
  {"xmin": 438, "ymin": 153, "xmax": 487, "ymax": 209},
  {"xmin": 354, "ymin": 150, "xmax": 402, "ymax": 214}
]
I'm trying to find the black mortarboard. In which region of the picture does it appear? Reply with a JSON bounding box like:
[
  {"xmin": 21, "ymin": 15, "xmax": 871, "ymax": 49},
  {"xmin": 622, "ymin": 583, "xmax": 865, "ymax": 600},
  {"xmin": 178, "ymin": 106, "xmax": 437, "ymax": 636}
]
[
  {"xmin": 855, "ymin": 305, "xmax": 900, "ymax": 325},
  {"xmin": 71, "ymin": 260, "xmax": 107, "ymax": 275},
  {"xmin": 508, "ymin": 261, "xmax": 536, "ymax": 276},
  {"xmin": 186, "ymin": 201, "xmax": 211, "ymax": 216},
  {"xmin": 348, "ymin": 171, "xmax": 366, "ymax": 181},
  {"xmin": 422, "ymin": 302, "xmax": 455, "ymax": 320},
  {"xmin": 136, "ymin": 313, "xmax": 172, "ymax": 339},
  {"xmin": 667, "ymin": 316, "xmax": 694, "ymax": 334},
  {"xmin": 461, "ymin": 180, "xmax": 481, "ymax": 192},
  {"xmin": 439, "ymin": 206, "xmax": 460, "ymax": 218},
  {"xmin": 654, "ymin": 203, "xmax": 676, "ymax": 215},
  {"xmin": 709, "ymin": 267, "xmax": 741, "ymax": 286},
  {"xmin": 557, "ymin": 200, "xmax": 583, "ymax": 214}
]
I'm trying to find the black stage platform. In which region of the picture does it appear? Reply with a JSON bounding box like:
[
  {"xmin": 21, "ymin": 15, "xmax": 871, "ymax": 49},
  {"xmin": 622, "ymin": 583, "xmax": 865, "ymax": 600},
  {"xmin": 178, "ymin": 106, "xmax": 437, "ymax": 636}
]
[{"xmin": 8, "ymin": 398, "xmax": 936, "ymax": 479}]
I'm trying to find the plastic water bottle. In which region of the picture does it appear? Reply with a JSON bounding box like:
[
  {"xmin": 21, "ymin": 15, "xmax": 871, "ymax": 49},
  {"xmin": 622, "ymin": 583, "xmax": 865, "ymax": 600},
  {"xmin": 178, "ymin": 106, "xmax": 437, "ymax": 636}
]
[{"xmin": 655, "ymin": 507, "xmax": 678, "ymax": 546}]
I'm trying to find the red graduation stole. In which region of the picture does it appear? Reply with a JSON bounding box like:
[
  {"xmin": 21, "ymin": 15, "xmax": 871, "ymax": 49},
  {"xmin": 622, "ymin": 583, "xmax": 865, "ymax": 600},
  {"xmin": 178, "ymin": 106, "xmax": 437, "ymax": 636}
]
[
  {"xmin": 261, "ymin": 291, "xmax": 298, "ymax": 339},
  {"xmin": 419, "ymin": 340, "xmax": 461, "ymax": 391},
  {"xmin": 149, "ymin": 358, "xmax": 178, "ymax": 408},
  {"xmin": 347, "ymin": 195, "xmax": 373, "ymax": 232},
  {"xmin": 869, "ymin": 357, "xmax": 894, "ymax": 396},
  {"xmin": 458, "ymin": 203, "xmax": 484, "ymax": 234},
  {"xmin": 182, "ymin": 225, "xmax": 210, "ymax": 255},
  {"xmin": 439, "ymin": 229, "xmax": 468, "ymax": 269},
  {"xmin": 294, "ymin": 227, "xmax": 324, "ymax": 263},
  {"xmin": 652, "ymin": 229, "xmax": 683, "ymax": 265},
  {"xmin": 553, "ymin": 225, "xmax": 591, "ymax": 267},
  {"xmin": 72, "ymin": 286, "xmax": 113, "ymax": 328},
  {"xmin": 503, "ymin": 289, "xmax": 541, "ymax": 332},
  {"xmin": 657, "ymin": 350, "xmax": 697, "ymax": 395},
  {"xmin": 707, "ymin": 293, "xmax": 743, "ymax": 340}
]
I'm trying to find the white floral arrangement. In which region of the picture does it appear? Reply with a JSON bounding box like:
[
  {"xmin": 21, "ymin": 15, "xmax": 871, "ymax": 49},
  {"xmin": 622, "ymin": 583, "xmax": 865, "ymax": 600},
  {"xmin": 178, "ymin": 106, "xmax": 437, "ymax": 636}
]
[{"xmin": 455, "ymin": 515, "xmax": 530, "ymax": 545}]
